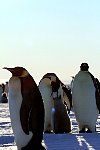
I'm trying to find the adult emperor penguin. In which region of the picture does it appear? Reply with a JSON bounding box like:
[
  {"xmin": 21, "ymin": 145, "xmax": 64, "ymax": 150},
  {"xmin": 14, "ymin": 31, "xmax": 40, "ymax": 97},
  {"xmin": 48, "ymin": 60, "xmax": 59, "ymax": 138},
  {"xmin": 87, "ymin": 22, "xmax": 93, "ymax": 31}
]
[
  {"xmin": 72, "ymin": 63, "xmax": 99, "ymax": 133},
  {"xmin": 39, "ymin": 73, "xmax": 71, "ymax": 133},
  {"xmin": 3, "ymin": 67, "xmax": 46, "ymax": 150}
]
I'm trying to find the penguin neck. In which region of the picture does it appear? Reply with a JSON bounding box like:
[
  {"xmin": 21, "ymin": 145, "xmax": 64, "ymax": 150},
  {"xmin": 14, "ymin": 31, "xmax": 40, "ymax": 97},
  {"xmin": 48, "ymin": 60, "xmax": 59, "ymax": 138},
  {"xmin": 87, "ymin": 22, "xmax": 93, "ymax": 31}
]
[
  {"xmin": 20, "ymin": 75, "xmax": 37, "ymax": 91},
  {"xmin": 79, "ymin": 70, "xmax": 89, "ymax": 73}
]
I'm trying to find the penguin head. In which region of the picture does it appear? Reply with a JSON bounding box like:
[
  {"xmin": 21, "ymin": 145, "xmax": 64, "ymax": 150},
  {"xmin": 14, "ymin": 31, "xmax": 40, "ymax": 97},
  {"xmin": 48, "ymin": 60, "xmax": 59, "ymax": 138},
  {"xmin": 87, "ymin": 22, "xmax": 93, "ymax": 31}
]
[
  {"xmin": 42, "ymin": 73, "xmax": 56, "ymax": 81},
  {"xmin": 80, "ymin": 63, "xmax": 89, "ymax": 71},
  {"xmin": 3, "ymin": 67, "xmax": 29, "ymax": 77},
  {"xmin": 39, "ymin": 73, "xmax": 55, "ymax": 86},
  {"xmin": 42, "ymin": 73, "xmax": 61, "ymax": 99},
  {"xmin": 42, "ymin": 73, "xmax": 61, "ymax": 95},
  {"xmin": 51, "ymin": 79, "xmax": 60, "ymax": 92},
  {"xmin": 41, "ymin": 73, "xmax": 60, "ymax": 90},
  {"xmin": 39, "ymin": 76, "xmax": 51, "ymax": 86}
]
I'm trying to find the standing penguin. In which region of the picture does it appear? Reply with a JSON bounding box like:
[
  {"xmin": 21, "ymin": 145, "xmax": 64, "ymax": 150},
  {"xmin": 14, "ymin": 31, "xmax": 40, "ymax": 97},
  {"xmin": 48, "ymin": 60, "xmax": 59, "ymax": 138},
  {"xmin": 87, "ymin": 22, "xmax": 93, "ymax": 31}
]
[
  {"xmin": 38, "ymin": 74, "xmax": 53, "ymax": 133},
  {"xmin": 39, "ymin": 73, "xmax": 71, "ymax": 133},
  {"xmin": 0, "ymin": 84, "xmax": 3, "ymax": 102},
  {"xmin": 72, "ymin": 63, "xmax": 99, "ymax": 133},
  {"xmin": 3, "ymin": 67, "xmax": 46, "ymax": 150}
]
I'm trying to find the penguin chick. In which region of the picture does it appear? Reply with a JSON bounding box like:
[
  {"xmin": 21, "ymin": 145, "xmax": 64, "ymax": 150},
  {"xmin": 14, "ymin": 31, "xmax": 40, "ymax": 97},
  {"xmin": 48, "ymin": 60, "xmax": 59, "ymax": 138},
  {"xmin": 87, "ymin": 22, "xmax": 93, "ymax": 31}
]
[{"xmin": 39, "ymin": 73, "xmax": 71, "ymax": 133}]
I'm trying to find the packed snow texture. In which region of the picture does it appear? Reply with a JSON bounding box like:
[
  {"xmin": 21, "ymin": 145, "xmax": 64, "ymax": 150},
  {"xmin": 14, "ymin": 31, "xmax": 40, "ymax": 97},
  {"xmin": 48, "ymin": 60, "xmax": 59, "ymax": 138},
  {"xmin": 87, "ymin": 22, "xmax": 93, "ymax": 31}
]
[{"xmin": 0, "ymin": 103, "xmax": 100, "ymax": 150}]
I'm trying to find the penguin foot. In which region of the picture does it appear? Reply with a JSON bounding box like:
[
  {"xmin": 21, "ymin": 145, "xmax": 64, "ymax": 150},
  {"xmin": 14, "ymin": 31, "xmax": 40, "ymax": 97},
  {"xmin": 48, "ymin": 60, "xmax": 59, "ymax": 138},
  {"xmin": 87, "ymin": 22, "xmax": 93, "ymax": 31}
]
[
  {"xmin": 44, "ymin": 130, "xmax": 53, "ymax": 134},
  {"xmin": 54, "ymin": 129, "xmax": 71, "ymax": 134},
  {"xmin": 79, "ymin": 128, "xmax": 85, "ymax": 133},
  {"xmin": 79, "ymin": 128, "xmax": 93, "ymax": 133},
  {"xmin": 64, "ymin": 129, "xmax": 71, "ymax": 133},
  {"xmin": 21, "ymin": 133, "xmax": 47, "ymax": 150},
  {"xmin": 21, "ymin": 143, "xmax": 46, "ymax": 150},
  {"xmin": 86, "ymin": 129, "xmax": 92, "ymax": 133}
]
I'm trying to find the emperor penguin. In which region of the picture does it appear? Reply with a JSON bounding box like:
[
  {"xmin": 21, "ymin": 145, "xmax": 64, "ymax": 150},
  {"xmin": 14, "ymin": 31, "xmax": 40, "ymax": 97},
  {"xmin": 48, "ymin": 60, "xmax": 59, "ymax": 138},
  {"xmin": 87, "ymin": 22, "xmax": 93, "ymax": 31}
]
[
  {"xmin": 3, "ymin": 67, "xmax": 46, "ymax": 150},
  {"xmin": 72, "ymin": 63, "xmax": 99, "ymax": 133},
  {"xmin": 0, "ymin": 84, "xmax": 3, "ymax": 102},
  {"xmin": 39, "ymin": 73, "xmax": 71, "ymax": 133}
]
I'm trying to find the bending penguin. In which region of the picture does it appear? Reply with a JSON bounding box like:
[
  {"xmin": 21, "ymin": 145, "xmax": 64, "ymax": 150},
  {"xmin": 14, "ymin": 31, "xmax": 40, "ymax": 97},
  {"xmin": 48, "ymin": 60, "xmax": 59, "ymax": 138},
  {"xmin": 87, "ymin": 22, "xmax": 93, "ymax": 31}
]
[
  {"xmin": 39, "ymin": 73, "xmax": 71, "ymax": 133},
  {"xmin": 3, "ymin": 67, "xmax": 46, "ymax": 150},
  {"xmin": 72, "ymin": 63, "xmax": 99, "ymax": 133}
]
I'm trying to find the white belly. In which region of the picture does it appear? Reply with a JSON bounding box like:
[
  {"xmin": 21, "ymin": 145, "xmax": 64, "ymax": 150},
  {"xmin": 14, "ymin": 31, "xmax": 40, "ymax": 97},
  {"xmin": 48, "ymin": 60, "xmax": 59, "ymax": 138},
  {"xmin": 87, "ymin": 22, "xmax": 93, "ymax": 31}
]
[
  {"xmin": 72, "ymin": 72, "xmax": 98, "ymax": 128},
  {"xmin": 8, "ymin": 77, "xmax": 32, "ymax": 149},
  {"xmin": 39, "ymin": 83, "xmax": 53, "ymax": 131}
]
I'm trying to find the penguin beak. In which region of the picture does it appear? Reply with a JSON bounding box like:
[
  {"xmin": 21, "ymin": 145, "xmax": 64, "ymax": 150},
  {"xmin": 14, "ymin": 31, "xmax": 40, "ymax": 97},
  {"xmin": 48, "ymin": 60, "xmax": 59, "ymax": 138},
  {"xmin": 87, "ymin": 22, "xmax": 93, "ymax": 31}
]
[{"xmin": 3, "ymin": 67, "xmax": 14, "ymax": 73}]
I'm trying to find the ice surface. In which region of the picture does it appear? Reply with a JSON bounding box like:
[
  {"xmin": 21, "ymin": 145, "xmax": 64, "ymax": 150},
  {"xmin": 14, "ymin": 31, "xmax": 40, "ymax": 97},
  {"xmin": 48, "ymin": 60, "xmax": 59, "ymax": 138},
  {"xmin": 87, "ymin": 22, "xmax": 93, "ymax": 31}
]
[{"xmin": 0, "ymin": 104, "xmax": 100, "ymax": 150}]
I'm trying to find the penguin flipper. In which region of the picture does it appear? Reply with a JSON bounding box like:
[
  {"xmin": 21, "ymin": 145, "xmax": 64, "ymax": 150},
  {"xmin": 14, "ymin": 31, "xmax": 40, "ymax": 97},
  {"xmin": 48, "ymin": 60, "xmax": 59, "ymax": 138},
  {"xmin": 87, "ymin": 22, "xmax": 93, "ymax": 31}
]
[
  {"xmin": 20, "ymin": 93, "xmax": 32, "ymax": 135},
  {"xmin": 89, "ymin": 73, "xmax": 100, "ymax": 113},
  {"xmin": 62, "ymin": 86, "xmax": 72, "ymax": 111},
  {"xmin": 20, "ymin": 76, "xmax": 44, "ymax": 135}
]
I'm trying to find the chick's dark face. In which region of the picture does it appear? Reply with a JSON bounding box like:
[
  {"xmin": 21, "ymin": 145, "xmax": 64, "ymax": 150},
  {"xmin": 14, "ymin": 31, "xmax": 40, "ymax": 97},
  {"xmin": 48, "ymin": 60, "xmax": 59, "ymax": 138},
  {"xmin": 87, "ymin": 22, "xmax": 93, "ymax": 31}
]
[{"xmin": 51, "ymin": 81, "xmax": 60, "ymax": 92}]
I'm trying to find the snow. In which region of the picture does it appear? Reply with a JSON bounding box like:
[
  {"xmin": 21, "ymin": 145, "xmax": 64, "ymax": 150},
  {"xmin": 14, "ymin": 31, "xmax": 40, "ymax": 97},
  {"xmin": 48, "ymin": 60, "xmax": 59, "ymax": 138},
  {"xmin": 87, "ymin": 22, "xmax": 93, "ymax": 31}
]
[{"xmin": 0, "ymin": 103, "xmax": 100, "ymax": 150}]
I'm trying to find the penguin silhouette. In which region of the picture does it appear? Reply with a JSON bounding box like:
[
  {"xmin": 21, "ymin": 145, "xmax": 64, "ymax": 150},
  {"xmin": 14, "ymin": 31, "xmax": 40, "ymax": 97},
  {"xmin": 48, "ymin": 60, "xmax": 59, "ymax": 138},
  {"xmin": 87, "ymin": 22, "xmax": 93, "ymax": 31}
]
[
  {"xmin": 3, "ymin": 67, "xmax": 46, "ymax": 150},
  {"xmin": 39, "ymin": 73, "xmax": 71, "ymax": 133},
  {"xmin": 72, "ymin": 63, "xmax": 99, "ymax": 133}
]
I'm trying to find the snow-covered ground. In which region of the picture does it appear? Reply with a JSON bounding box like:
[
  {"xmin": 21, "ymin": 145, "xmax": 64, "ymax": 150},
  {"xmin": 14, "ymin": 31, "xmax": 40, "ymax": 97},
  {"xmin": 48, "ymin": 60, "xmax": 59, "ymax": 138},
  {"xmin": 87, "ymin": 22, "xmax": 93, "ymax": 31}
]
[{"xmin": 0, "ymin": 103, "xmax": 100, "ymax": 150}]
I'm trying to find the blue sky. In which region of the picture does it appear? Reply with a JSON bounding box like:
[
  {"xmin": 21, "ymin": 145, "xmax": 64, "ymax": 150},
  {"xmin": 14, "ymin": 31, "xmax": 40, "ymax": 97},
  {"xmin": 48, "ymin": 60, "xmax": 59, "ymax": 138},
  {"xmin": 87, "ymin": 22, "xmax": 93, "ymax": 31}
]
[{"xmin": 0, "ymin": 0, "xmax": 100, "ymax": 84}]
